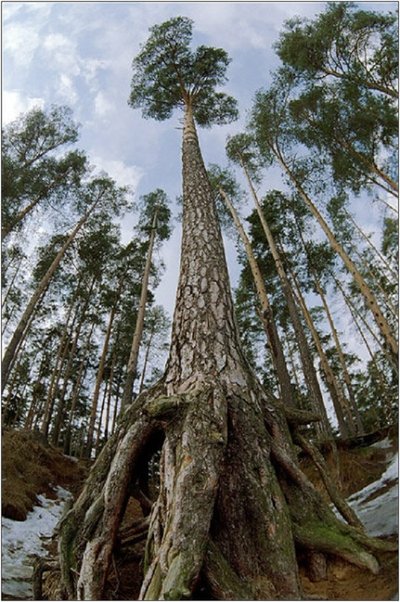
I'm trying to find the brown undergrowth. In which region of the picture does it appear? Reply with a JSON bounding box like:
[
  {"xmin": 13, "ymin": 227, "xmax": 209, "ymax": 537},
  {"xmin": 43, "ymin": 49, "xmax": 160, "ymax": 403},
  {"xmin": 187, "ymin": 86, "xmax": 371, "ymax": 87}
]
[
  {"xmin": 2, "ymin": 428, "xmax": 88, "ymax": 521},
  {"xmin": 301, "ymin": 426, "xmax": 398, "ymax": 500}
]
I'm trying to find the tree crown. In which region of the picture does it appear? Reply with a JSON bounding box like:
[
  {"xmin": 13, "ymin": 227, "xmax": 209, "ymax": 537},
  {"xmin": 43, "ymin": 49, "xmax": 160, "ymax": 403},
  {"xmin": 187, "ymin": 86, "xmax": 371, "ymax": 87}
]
[{"xmin": 129, "ymin": 16, "xmax": 238, "ymax": 126}]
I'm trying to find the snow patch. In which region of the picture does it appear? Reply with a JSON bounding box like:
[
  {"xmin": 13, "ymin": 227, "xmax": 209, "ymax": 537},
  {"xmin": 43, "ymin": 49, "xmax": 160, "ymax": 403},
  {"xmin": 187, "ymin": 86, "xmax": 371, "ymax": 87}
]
[
  {"xmin": 370, "ymin": 436, "xmax": 393, "ymax": 450},
  {"xmin": 347, "ymin": 453, "xmax": 399, "ymax": 537},
  {"xmin": 2, "ymin": 486, "xmax": 71, "ymax": 599}
]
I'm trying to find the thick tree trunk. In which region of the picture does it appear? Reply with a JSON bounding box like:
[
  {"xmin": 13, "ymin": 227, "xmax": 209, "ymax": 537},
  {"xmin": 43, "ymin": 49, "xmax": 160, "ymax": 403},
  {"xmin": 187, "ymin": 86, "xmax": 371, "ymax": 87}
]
[{"xmin": 57, "ymin": 105, "xmax": 394, "ymax": 601}]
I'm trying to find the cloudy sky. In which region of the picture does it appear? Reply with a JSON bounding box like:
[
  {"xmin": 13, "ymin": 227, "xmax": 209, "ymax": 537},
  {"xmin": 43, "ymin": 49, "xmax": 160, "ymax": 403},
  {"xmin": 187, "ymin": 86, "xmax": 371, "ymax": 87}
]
[{"xmin": 3, "ymin": 0, "xmax": 396, "ymax": 317}]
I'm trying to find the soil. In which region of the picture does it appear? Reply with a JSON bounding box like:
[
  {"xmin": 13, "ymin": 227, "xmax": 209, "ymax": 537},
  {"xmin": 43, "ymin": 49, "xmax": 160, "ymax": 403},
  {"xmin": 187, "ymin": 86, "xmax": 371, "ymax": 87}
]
[
  {"xmin": 299, "ymin": 547, "xmax": 398, "ymax": 601},
  {"xmin": 2, "ymin": 428, "xmax": 88, "ymax": 521},
  {"xmin": 3, "ymin": 426, "xmax": 398, "ymax": 600}
]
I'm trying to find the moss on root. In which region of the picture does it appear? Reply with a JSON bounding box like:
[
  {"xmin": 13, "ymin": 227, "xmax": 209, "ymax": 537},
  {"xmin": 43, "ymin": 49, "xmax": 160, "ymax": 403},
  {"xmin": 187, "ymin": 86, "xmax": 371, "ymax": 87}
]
[{"xmin": 294, "ymin": 521, "xmax": 380, "ymax": 574}]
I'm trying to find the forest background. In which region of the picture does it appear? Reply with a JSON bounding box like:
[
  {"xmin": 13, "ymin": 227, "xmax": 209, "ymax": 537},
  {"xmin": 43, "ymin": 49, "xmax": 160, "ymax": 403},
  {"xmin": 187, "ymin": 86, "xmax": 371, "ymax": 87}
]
[{"xmin": 2, "ymin": 0, "xmax": 398, "ymax": 450}]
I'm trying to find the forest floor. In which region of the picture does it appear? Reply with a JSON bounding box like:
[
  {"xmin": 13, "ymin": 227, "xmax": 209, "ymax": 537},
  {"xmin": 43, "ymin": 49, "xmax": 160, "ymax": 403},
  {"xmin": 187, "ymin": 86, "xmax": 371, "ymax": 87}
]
[{"xmin": 1, "ymin": 427, "xmax": 398, "ymax": 601}]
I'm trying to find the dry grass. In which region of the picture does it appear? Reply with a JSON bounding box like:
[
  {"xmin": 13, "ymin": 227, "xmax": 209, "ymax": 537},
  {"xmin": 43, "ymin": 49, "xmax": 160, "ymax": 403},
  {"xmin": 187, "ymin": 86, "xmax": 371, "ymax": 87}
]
[{"xmin": 2, "ymin": 428, "xmax": 87, "ymax": 521}]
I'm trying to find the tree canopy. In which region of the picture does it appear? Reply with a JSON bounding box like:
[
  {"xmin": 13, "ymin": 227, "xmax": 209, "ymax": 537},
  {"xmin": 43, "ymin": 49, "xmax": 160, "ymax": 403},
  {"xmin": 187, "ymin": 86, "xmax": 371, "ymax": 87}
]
[{"xmin": 128, "ymin": 16, "xmax": 238, "ymax": 126}]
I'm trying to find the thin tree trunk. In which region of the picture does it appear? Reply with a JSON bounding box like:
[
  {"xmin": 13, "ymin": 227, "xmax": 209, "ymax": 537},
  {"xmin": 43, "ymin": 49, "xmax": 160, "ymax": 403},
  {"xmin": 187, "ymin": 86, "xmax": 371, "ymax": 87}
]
[
  {"xmin": 51, "ymin": 283, "xmax": 96, "ymax": 446},
  {"xmin": 64, "ymin": 322, "xmax": 95, "ymax": 455},
  {"xmin": 41, "ymin": 288, "xmax": 84, "ymax": 438},
  {"xmin": 333, "ymin": 273, "xmax": 398, "ymax": 373},
  {"xmin": 104, "ymin": 350, "xmax": 116, "ymax": 442},
  {"xmin": 1, "ymin": 255, "xmax": 24, "ymax": 311},
  {"xmin": 219, "ymin": 186, "xmax": 295, "ymax": 408},
  {"xmin": 333, "ymin": 274, "xmax": 391, "ymax": 426},
  {"xmin": 290, "ymin": 270, "xmax": 355, "ymax": 438},
  {"xmin": 239, "ymin": 158, "xmax": 331, "ymax": 436},
  {"xmin": 291, "ymin": 214, "xmax": 365, "ymax": 437},
  {"xmin": 120, "ymin": 209, "xmax": 159, "ymax": 411},
  {"xmin": 274, "ymin": 146, "xmax": 398, "ymax": 360},
  {"xmin": 341, "ymin": 138, "xmax": 398, "ymax": 195},
  {"xmin": 350, "ymin": 247, "xmax": 398, "ymax": 319},
  {"xmin": 138, "ymin": 327, "xmax": 155, "ymax": 394},
  {"xmin": 314, "ymin": 280, "xmax": 364, "ymax": 435},
  {"xmin": 95, "ymin": 382, "xmax": 109, "ymax": 456},
  {"xmin": 342, "ymin": 208, "xmax": 397, "ymax": 277},
  {"xmin": 85, "ymin": 301, "xmax": 118, "ymax": 456},
  {"xmin": 284, "ymin": 326, "xmax": 302, "ymax": 393},
  {"xmin": 2, "ymin": 172, "xmax": 73, "ymax": 239},
  {"xmin": 2, "ymin": 196, "xmax": 102, "ymax": 390},
  {"xmin": 24, "ymin": 337, "xmax": 57, "ymax": 430}
]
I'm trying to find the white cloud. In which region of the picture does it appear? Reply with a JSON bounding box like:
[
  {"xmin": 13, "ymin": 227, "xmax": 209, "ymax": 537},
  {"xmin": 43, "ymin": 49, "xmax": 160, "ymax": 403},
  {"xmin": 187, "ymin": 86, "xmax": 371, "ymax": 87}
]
[
  {"xmin": 82, "ymin": 58, "xmax": 110, "ymax": 84},
  {"xmin": 3, "ymin": 90, "xmax": 45, "ymax": 124},
  {"xmin": 90, "ymin": 156, "xmax": 143, "ymax": 190},
  {"xmin": 58, "ymin": 74, "xmax": 78, "ymax": 106},
  {"xmin": 3, "ymin": 23, "xmax": 40, "ymax": 68},
  {"xmin": 94, "ymin": 92, "xmax": 113, "ymax": 118},
  {"xmin": 42, "ymin": 33, "xmax": 81, "ymax": 77}
]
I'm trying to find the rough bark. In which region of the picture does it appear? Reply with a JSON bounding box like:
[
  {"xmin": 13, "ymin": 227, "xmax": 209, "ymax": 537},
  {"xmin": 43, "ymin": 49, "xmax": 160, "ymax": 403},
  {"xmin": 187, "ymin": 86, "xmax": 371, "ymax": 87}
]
[{"xmin": 56, "ymin": 104, "xmax": 395, "ymax": 601}]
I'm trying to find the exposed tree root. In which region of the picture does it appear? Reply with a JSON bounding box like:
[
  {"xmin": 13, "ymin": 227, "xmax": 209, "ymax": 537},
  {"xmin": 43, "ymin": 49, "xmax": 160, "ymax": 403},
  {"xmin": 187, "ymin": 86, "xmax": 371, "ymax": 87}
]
[{"xmin": 53, "ymin": 377, "xmax": 396, "ymax": 601}]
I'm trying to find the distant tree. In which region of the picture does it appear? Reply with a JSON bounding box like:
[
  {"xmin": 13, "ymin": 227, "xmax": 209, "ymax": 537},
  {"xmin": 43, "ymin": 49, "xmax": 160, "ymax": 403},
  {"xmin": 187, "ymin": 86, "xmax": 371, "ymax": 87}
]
[
  {"xmin": 276, "ymin": 3, "xmax": 398, "ymax": 99},
  {"xmin": 1, "ymin": 176, "xmax": 129, "ymax": 392},
  {"xmin": 226, "ymin": 135, "xmax": 332, "ymax": 437},
  {"xmin": 2, "ymin": 105, "xmax": 88, "ymax": 239},
  {"xmin": 249, "ymin": 76, "xmax": 398, "ymax": 361},
  {"xmin": 120, "ymin": 189, "xmax": 171, "ymax": 412}
]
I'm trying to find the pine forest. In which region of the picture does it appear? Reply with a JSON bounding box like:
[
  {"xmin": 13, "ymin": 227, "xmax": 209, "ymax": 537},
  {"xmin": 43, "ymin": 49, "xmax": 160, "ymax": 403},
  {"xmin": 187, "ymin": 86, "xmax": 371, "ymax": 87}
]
[{"xmin": 1, "ymin": 3, "xmax": 398, "ymax": 601}]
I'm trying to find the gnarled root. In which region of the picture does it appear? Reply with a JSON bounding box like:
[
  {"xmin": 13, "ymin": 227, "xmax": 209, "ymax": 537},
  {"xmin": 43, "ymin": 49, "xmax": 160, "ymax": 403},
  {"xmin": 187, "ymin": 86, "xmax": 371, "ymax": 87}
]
[
  {"xmin": 139, "ymin": 385, "xmax": 227, "ymax": 600},
  {"xmin": 58, "ymin": 385, "xmax": 164, "ymax": 599}
]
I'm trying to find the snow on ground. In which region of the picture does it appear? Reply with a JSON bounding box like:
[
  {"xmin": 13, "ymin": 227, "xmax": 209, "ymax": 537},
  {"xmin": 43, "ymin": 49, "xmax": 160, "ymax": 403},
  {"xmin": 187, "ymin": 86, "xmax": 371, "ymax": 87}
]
[
  {"xmin": 1, "ymin": 486, "xmax": 71, "ymax": 600},
  {"xmin": 347, "ymin": 452, "xmax": 399, "ymax": 537}
]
